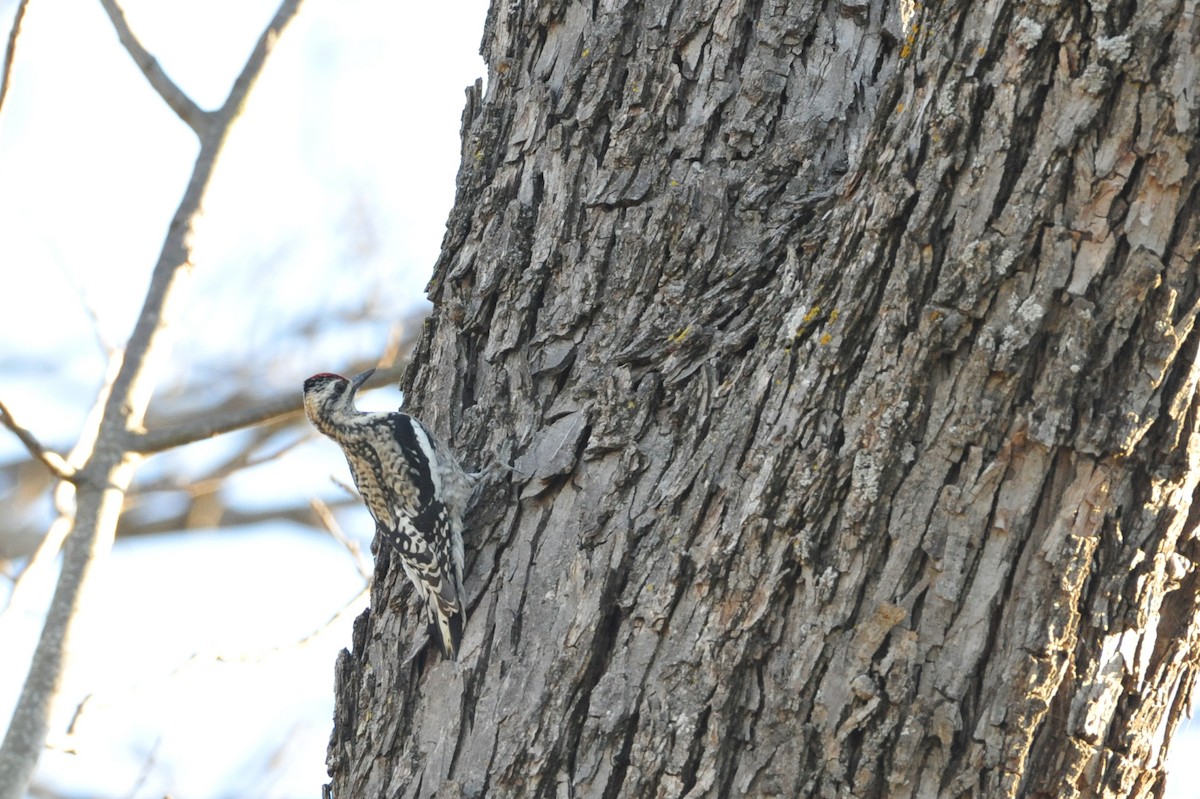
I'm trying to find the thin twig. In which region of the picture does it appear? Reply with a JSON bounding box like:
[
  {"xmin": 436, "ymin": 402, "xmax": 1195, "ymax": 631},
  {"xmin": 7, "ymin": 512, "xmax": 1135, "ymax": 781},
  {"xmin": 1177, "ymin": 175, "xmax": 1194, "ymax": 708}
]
[
  {"xmin": 130, "ymin": 422, "xmax": 289, "ymax": 499},
  {"xmin": 64, "ymin": 695, "xmax": 91, "ymax": 737},
  {"xmin": 0, "ymin": 0, "xmax": 29, "ymax": 117},
  {"xmin": 0, "ymin": 400, "xmax": 76, "ymax": 482},
  {"xmin": 215, "ymin": 586, "xmax": 370, "ymax": 662},
  {"xmin": 141, "ymin": 586, "xmax": 369, "ymax": 674},
  {"xmin": 311, "ymin": 497, "xmax": 372, "ymax": 579},
  {"xmin": 151, "ymin": 426, "xmax": 304, "ymax": 495},
  {"xmin": 97, "ymin": 0, "xmax": 207, "ymax": 132},
  {"xmin": 135, "ymin": 421, "xmax": 286, "ymax": 493},
  {"xmin": 119, "ymin": 737, "xmax": 162, "ymax": 799},
  {"xmin": 331, "ymin": 474, "xmax": 360, "ymax": 501},
  {"xmin": 53, "ymin": 257, "xmax": 117, "ymax": 357}
]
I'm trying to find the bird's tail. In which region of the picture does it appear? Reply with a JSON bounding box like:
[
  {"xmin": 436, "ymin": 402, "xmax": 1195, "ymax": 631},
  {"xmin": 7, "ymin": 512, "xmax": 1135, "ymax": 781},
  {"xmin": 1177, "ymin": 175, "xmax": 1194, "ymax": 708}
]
[{"xmin": 426, "ymin": 581, "xmax": 464, "ymax": 661}]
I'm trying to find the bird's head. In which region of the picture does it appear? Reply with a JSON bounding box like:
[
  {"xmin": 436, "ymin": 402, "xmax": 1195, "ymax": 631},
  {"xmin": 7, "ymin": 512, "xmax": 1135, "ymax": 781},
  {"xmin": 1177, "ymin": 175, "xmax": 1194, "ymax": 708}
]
[{"xmin": 302, "ymin": 368, "xmax": 375, "ymax": 432}]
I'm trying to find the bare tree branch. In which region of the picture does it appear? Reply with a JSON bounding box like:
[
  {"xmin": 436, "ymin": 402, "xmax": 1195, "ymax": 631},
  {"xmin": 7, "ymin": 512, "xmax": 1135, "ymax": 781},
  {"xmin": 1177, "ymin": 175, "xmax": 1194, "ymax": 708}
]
[
  {"xmin": 130, "ymin": 363, "xmax": 406, "ymax": 454},
  {"xmin": 0, "ymin": 400, "xmax": 76, "ymax": 482},
  {"xmin": 0, "ymin": 0, "xmax": 29, "ymax": 117},
  {"xmin": 97, "ymin": 0, "xmax": 208, "ymax": 133},
  {"xmin": 0, "ymin": 515, "xmax": 71, "ymax": 623},
  {"xmin": 115, "ymin": 496, "xmax": 360, "ymax": 538},
  {"xmin": 218, "ymin": 0, "xmax": 302, "ymax": 122},
  {"xmin": 134, "ymin": 393, "xmax": 305, "ymax": 454},
  {"xmin": 26, "ymin": 783, "xmax": 76, "ymax": 799},
  {"xmin": 0, "ymin": 3, "xmax": 308, "ymax": 795}
]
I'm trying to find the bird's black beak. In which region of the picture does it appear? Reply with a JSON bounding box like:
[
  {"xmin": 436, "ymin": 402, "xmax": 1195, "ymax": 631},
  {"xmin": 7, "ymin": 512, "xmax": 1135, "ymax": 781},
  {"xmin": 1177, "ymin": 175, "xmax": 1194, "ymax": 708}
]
[{"xmin": 349, "ymin": 368, "xmax": 375, "ymax": 393}]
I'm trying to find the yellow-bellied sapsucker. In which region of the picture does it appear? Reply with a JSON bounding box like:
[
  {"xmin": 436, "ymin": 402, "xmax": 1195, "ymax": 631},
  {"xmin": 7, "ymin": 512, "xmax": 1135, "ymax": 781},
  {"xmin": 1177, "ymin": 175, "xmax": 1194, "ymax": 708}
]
[{"xmin": 303, "ymin": 368, "xmax": 477, "ymax": 660}]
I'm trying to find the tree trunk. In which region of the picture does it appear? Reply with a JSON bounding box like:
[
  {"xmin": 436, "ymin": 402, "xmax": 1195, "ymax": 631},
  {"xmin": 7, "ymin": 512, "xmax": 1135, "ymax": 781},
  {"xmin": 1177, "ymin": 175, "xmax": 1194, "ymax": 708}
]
[{"xmin": 325, "ymin": 1, "xmax": 1200, "ymax": 797}]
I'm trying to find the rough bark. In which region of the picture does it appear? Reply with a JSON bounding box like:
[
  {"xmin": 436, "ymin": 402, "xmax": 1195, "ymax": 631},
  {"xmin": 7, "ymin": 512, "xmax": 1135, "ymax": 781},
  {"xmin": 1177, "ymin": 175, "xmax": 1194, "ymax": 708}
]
[{"xmin": 327, "ymin": 1, "xmax": 1200, "ymax": 798}]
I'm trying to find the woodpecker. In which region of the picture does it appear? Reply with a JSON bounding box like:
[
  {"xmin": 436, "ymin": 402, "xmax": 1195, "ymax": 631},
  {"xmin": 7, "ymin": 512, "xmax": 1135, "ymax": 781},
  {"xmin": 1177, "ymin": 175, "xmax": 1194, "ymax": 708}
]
[{"xmin": 303, "ymin": 368, "xmax": 477, "ymax": 660}]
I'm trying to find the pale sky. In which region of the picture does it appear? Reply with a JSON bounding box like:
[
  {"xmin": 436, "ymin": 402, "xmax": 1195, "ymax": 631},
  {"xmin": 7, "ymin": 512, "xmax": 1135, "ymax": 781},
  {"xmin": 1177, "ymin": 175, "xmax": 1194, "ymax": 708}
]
[{"xmin": 0, "ymin": 0, "xmax": 486, "ymax": 795}]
